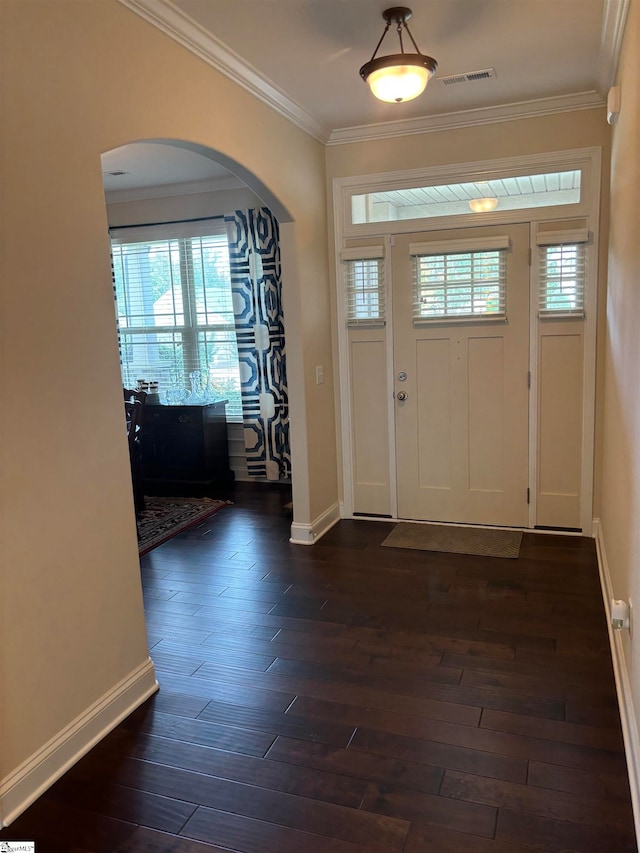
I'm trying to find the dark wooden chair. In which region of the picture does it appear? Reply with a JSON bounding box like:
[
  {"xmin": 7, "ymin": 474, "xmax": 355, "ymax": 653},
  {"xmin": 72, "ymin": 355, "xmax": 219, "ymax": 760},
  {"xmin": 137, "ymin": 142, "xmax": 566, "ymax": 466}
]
[
  {"xmin": 123, "ymin": 387, "xmax": 148, "ymax": 405},
  {"xmin": 125, "ymin": 398, "xmax": 146, "ymax": 515}
]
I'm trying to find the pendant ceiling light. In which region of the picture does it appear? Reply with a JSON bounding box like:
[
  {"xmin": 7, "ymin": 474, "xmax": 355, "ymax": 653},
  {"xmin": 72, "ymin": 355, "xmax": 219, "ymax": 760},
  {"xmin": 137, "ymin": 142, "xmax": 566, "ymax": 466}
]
[{"xmin": 360, "ymin": 7, "xmax": 437, "ymax": 104}]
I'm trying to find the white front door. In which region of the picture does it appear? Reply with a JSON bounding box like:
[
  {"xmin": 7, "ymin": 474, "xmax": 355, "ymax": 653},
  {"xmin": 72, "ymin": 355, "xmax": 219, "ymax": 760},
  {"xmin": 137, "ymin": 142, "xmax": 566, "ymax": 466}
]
[{"xmin": 392, "ymin": 223, "xmax": 530, "ymax": 526}]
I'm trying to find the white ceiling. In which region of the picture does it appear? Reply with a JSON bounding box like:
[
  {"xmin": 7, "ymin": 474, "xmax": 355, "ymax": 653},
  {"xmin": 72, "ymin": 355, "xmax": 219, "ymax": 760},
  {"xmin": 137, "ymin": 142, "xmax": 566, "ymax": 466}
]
[
  {"xmin": 168, "ymin": 0, "xmax": 608, "ymax": 131},
  {"xmin": 102, "ymin": 141, "xmax": 238, "ymax": 195},
  {"xmin": 105, "ymin": 0, "xmax": 625, "ymax": 194}
]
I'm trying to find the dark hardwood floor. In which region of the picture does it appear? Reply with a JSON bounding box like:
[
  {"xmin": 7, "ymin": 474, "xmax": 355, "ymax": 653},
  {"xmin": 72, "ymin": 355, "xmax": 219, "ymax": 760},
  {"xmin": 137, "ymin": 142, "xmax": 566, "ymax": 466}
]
[{"xmin": 2, "ymin": 484, "xmax": 636, "ymax": 852}]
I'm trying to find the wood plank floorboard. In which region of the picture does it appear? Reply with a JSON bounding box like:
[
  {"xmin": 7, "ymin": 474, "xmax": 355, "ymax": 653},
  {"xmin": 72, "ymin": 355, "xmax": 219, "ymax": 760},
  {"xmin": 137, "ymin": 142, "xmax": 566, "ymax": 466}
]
[{"xmin": 1, "ymin": 483, "xmax": 635, "ymax": 852}]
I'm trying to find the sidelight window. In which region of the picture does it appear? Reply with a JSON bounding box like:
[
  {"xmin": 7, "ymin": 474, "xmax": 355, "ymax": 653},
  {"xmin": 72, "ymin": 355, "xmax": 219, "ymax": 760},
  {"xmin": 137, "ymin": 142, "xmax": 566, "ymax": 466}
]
[
  {"xmin": 342, "ymin": 246, "xmax": 385, "ymax": 326},
  {"xmin": 537, "ymin": 228, "xmax": 588, "ymax": 318}
]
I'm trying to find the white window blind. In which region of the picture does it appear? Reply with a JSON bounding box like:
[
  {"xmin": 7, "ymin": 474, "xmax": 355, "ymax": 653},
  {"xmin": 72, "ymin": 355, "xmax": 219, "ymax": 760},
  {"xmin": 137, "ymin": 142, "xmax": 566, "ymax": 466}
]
[
  {"xmin": 537, "ymin": 228, "xmax": 588, "ymax": 318},
  {"xmin": 411, "ymin": 238, "xmax": 509, "ymax": 323},
  {"xmin": 341, "ymin": 246, "xmax": 385, "ymax": 326},
  {"xmin": 111, "ymin": 222, "xmax": 242, "ymax": 419}
]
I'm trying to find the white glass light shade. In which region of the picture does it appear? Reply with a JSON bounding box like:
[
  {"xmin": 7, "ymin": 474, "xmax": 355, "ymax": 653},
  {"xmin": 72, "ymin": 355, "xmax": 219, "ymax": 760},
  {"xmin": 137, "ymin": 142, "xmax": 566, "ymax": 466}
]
[
  {"xmin": 469, "ymin": 197, "xmax": 499, "ymax": 213},
  {"xmin": 367, "ymin": 63, "xmax": 430, "ymax": 103}
]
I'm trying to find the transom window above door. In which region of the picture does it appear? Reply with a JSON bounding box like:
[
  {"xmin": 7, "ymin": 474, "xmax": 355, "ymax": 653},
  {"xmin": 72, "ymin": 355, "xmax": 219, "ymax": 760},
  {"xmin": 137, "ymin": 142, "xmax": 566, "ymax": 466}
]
[
  {"xmin": 352, "ymin": 169, "xmax": 581, "ymax": 225},
  {"xmin": 337, "ymin": 148, "xmax": 600, "ymax": 237}
]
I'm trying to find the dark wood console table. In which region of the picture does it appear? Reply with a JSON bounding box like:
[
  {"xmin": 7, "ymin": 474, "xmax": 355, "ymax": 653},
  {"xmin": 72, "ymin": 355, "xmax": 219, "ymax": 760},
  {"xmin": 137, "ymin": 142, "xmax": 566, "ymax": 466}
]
[{"xmin": 140, "ymin": 400, "xmax": 233, "ymax": 496}]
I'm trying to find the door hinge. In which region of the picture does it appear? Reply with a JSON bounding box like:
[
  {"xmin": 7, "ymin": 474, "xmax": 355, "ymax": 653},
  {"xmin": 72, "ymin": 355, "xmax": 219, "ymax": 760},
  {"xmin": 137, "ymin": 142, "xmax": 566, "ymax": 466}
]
[
  {"xmin": 527, "ymin": 370, "xmax": 531, "ymax": 389},
  {"xmin": 528, "ymin": 248, "xmax": 532, "ymax": 266},
  {"xmin": 527, "ymin": 487, "xmax": 531, "ymax": 504}
]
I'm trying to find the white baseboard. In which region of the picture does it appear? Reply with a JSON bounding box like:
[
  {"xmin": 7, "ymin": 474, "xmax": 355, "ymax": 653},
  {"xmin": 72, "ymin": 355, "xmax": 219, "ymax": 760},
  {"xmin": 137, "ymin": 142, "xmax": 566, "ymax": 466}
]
[
  {"xmin": 593, "ymin": 518, "xmax": 640, "ymax": 847},
  {"xmin": 0, "ymin": 657, "xmax": 158, "ymax": 827},
  {"xmin": 290, "ymin": 501, "xmax": 341, "ymax": 545}
]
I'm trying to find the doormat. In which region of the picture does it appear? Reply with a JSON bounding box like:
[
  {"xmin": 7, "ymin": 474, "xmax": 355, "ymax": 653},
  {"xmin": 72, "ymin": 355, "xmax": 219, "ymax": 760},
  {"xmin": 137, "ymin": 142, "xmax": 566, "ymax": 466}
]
[
  {"xmin": 381, "ymin": 522, "xmax": 522, "ymax": 558},
  {"xmin": 137, "ymin": 497, "xmax": 230, "ymax": 555}
]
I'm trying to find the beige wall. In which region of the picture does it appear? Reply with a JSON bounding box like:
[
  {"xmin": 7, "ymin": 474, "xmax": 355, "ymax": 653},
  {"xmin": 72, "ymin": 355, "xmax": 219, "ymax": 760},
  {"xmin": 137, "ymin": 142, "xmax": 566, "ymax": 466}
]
[
  {"xmin": 0, "ymin": 0, "xmax": 336, "ymax": 806},
  {"xmin": 601, "ymin": 0, "xmax": 640, "ymax": 716},
  {"xmin": 326, "ymin": 108, "xmax": 611, "ymax": 179},
  {"xmin": 326, "ymin": 109, "xmax": 612, "ymax": 511},
  {"xmin": 1, "ymin": 0, "xmax": 634, "ymax": 825}
]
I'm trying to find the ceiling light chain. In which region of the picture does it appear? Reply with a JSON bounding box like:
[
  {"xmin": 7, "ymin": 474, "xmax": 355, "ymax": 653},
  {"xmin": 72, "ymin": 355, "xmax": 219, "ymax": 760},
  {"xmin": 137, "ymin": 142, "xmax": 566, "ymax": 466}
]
[
  {"xmin": 398, "ymin": 16, "xmax": 421, "ymax": 56},
  {"xmin": 360, "ymin": 7, "xmax": 437, "ymax": 104},
  {"xmin": 369, "ymin": 20, "xmax": 392, "ymax": 63}
]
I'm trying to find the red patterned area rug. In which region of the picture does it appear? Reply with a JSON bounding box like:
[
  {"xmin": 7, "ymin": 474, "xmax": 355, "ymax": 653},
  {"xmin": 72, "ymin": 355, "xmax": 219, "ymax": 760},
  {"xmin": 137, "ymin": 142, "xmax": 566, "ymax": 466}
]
[{"xmin": 137, "ymin": 497, "xmax": 230, "ymax": 555}]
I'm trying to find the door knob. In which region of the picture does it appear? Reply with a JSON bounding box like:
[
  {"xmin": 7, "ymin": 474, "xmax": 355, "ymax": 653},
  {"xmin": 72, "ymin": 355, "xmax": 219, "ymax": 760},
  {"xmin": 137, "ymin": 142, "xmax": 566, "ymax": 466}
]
[{"xmin": 396, "ymin": 391, "xmax": 408, "ymax": 401}]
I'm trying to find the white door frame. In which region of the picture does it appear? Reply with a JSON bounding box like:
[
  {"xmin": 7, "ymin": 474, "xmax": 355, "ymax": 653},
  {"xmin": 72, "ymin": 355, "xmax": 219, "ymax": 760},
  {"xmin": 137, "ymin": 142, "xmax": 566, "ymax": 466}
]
[{"xmin": 333, "ymin": 147, "xmax": 602, "ymax": 534}]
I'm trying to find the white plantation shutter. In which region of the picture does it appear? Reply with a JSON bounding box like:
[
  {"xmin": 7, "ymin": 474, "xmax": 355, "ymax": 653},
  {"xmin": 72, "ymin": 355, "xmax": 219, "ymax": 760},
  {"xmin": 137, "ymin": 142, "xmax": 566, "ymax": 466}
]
[
  {"xmin": 537, "ymin": 228, "xmax": 588, "ymax": 318},
  {"xmin": 341, "ymin": 246, "xmax": 385, "ymax": 326},
  {"xmin": 110, "ymin": 221, "xmax": 242, "ymax": 418},
  {"xmin": 410, "ymin": 236, "xmax": 509, "ymax": 323}
]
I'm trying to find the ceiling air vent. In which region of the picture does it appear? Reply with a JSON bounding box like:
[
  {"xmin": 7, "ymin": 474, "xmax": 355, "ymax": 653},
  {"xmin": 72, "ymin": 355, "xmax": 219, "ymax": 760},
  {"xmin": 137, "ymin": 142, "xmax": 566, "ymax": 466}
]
[{"xmin": 438, "ymin": 68, "xmax": 497, "ymax": 86}]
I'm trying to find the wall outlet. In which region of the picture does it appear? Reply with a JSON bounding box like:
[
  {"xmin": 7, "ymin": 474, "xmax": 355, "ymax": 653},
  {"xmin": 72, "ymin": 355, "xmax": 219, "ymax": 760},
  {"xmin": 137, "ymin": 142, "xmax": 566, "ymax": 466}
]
[
  {"xmin": 611, "ymin": 599, "xmax": 630, "ymax": 630},
  {"xmin": 315, "ymin": 365, "xmax": 324, "ymax": 385}
]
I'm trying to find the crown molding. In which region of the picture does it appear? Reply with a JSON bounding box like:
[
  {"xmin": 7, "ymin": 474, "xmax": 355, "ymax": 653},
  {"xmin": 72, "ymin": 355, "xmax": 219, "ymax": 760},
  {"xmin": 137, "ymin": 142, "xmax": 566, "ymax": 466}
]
[
  {"xmin": 598, "ymin": 0, "xmax": 631, "ymax": 91},
  {"xmin": 104, "ymin": 174, "xmax": 244, "ymax": 204},
  {"xmin": 327, "ymin": 91, "xmax": 606, "ymax": 146},
  {"xmin": 118, "ymin": 0, "xmax": 330, "ymax": 143},
  {"xmin": 120, "ymin": 0, "xmax": 614, "ymax": 150}
]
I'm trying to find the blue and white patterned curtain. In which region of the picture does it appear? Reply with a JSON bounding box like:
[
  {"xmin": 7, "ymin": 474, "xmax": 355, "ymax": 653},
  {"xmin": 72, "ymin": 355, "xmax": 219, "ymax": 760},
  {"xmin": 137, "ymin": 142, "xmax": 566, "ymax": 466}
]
[{"xmin": 224, "ymin": 208, "xmax": 290, "ymax": 480}]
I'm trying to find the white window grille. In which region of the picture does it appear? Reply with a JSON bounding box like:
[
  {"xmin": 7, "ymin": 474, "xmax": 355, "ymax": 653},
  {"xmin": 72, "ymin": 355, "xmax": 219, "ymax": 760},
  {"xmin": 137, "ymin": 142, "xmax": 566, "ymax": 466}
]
[
  {"xmin": 537, "ymin": 228, "xmax": 588, "ymax": 318},
  {"xmin": 341, "ymin": 246, "xmax": 385, "ymax": 326},
  {"xmin": 410, "ymin": 236, "xmax": 509, "ymax": 323}
]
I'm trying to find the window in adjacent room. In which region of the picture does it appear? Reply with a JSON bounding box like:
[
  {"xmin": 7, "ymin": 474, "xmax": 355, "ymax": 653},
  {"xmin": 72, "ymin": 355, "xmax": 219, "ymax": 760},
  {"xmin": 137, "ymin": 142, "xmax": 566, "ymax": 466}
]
[{"xmin": 111, "ymin": 221, "xmax": 242, "ymax": 418}]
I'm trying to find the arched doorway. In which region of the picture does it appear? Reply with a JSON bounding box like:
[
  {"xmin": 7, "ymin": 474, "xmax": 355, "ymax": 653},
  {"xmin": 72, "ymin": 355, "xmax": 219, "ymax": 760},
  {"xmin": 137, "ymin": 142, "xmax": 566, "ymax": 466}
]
[{"xmin": 103, "ymin": 139, "xmax": 298, "ymax": 519}]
